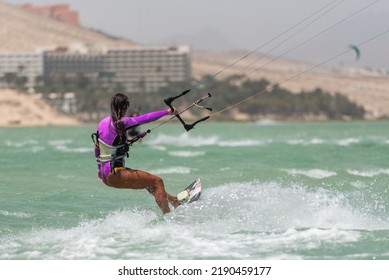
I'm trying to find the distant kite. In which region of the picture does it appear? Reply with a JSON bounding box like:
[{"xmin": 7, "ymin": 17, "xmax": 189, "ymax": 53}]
[{"xmin": 349, "ymin": 44, "xmax": 361, "ymax": 60}]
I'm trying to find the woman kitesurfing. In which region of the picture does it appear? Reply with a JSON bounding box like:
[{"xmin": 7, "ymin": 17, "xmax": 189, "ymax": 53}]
[
  {"xmin": 92, "ymin": 93, "xmax": 180, "ymax": 214},
  {"xmin": 91, "ymin": 1, "xmax": 387, "ymax": 215}
]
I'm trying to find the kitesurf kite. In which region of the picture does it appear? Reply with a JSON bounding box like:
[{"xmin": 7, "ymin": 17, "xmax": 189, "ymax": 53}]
[{"xmin": 349, "ymin": 44, "xmax": 361, "ymax": 60}]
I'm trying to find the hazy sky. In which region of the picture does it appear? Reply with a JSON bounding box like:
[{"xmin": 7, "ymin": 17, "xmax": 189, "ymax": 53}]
[{"xmin": 6, "ymin": 0, "xmax": 389, "ymax": 69}]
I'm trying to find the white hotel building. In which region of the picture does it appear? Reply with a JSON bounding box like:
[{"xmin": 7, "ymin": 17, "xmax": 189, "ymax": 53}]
[{"xmin": 0, "ymin": 45, "xmax": 192, "ymax": 93}]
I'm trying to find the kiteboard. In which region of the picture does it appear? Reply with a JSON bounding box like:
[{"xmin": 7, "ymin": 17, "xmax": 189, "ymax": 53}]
[{"xmin": 177, "ymin": 178, "xmax": 202, "ymax": 205}]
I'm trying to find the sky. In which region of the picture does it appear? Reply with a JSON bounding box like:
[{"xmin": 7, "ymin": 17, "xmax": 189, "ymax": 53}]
[{"xmin": 5, "ymin": 0, "xmax": 389, "ymax": 69}]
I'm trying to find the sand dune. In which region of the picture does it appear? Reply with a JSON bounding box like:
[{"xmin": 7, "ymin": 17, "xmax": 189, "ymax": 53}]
[
  {"xmin": 0, "ymin": 2, "xmax": 136, "ymax": 52},
  {"xmin": 0, "ymin": 89, "xmax": 80, "ymax": 126}
]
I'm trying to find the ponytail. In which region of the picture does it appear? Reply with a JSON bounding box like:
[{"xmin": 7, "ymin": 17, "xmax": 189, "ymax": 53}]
[{"xmin": 110, "ymin": 93, "xmax": 129, "ymax": 141}]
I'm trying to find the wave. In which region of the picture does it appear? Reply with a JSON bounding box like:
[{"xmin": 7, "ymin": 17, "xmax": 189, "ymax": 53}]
[
  {"xmin": 4, "ymin": 139, "xmax": 45, "ymax": 153},
  {"xmin": 149, "ymin": 166, "xmax": 192, "ymax": 175},
  {"xmin": 219, "ymin": 139, "xmax": 270, "ymax": 147},
  {"xmin": 5, "ymin": 139, "xmax": 39, "ymax": 148},
  {"xmin": 148, "ymin": 133, "xmax": 268, "ymax": 147},
  {"xmin": 1, "ymin": 181, "xmax": 386, "ymax": 259},
  {"xmin": 347, "ymin": 169, "xmax": 389, "ymax": 177},
  {"xmin": 48, "ymin": 139, "xmax": 91, "ymax": 153},
  {"xmin": 335, "ymin": 138, "xmax": 360, "ymax": 146},
  {"xmin": 148, "ymin": 133, "xmax": 218, "ymax": 147},
  {"xmin": 48, "ymin": 139, "xmax": 73, "ymax": 146},
  {"xmin": 282, "ymin": 168, "xmax": 337, "ymax": 179},
  {"xmin": 146, "ymin": 133, "xmax": 386, "ymax": 148},
  {"xmin": 287, "ymin": 138, "xmax": 325, "ymax": 145},
  {"xmin": 54, "ymin": 146, "xmax": 91, "ymax": 153},
  {"xmin": 4, "ymin": 138, "xmax": 91, "ymax": 153},
  {"xmin": 168, "ymin": 150, "xmax": 205, "ymax": 157},
  {"xmin": 0, "ymin": 210, "xmax": 35, "ymax": 218},
  {"xmin": 0, "ymin": 209, "xmax": 160, "ymax": 259},
  {"xmin": 172, "ymin": 181, "xmax": 389, "ymax": 233},
  {"xmin": 286, "ymin": 138, "xmax": 360, "ymax": 146}
]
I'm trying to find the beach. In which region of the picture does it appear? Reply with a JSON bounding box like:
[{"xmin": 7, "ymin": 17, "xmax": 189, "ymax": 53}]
[{"xmin": 0, "ymin": 89, "xmax": 79, "ymax": 127}]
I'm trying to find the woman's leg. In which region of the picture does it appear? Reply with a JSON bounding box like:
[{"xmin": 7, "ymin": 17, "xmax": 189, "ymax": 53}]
[{"xmin": 106, "ymin": 168, "xmax": 178, "ymax": 214}]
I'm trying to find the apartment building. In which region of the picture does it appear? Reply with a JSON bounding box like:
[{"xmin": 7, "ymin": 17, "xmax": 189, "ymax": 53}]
[
  {"xmin": 103, "ymin": 46, "xmax": 191, "ymax": 93},
  {"xmin": 0, "ymin": 52, "xmax": 43, "ymax": 89},
  {"xmin": 43, "ymin": 51, "xmax": 104, "ymax": 86},
  {"xmin": 0, "ymin": 45, "xmax": 191, "ymax": 92}
]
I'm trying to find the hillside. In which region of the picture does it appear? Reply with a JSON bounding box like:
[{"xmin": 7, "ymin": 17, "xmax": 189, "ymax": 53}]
[
  {"xmin": 0, "ymin": 89, "xmax": 80, "ymax": 126},
  {"xmin": 0, "ymin": 2, "xmax": 137, "ymax": 52},
  {"xmin": 192, "ymin": 51, "xmax": 389, "ymax": 119}
]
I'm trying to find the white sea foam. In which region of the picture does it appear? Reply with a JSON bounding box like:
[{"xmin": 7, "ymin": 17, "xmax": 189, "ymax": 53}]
[
  {"xmin": 168, "ymin": 150, "xmax": 205, "ymax": 157},
  {"xmin": 286, "ymin": 138, "xmax": 325, "ymax": 145},
  {"xmin": 221, "ymin": 182, "xmax": 385, "ymax": 229},
  {"xmin": 219, "ymin": 139, "xmax": 270, "ymax": 147},
  {"xmin": 335, "ymin": 138, "xmax": 360, "ymax": 146},
  {"xmin": 48, "ymin": 139, "xmax": 73, "ymax": 146},
  {"xmin": 286, "ymin": 138, "xmax": 361, "ymax": 146},
  {"xmin": 219, "ymin": 167, "xmax": 231, "ymax": 171},
  {"xmin": 282, "ymin": 168, "xmax": 337, "ymax": 179},
  {"xmin": 149, "ymin": 166, "xmax": 191, "ymax": 174},
  {"xmin": 347, "ymin": 169, "xmax": 389, "ymax": 177},
  {"xmin": 350, "ymin": 181, "xmax": 368, "ymax": 189},
  {"xmin": 286, "ymin": 139, "xmax": 305, "ymax": 145},
  {"xmin": 150, "ymin": 145, "xmax": 167, "ymax": 151},
  {"xmin": 48, "ymin": 139, "xmax": 91, "ymax": 153},
  {"xmin": 1, "ymin": 181, "xmax": 387, "ymax": 260},
  {"xmin": 5, "ymin": 139, "xmax": 39, "ymax": 147},
  {"xmin": 4, "ymin": 139, "xmax": 45, "ymax": 153},
  {"xmin": 0, "ymin": 210, "xmax": 34, "ymax": 218},
  {"xmin": 148, "ymin": 133, "xmax": 267, "ymax": 147},
  {"xmin": 54, "ymin": 146, "xmax": 91, "ymax": 153},
  {"xmin": 148, "ymin": 133, "xmax": 218, "ymax": 147},
  {"xmin": 245, "ymin": 227, "xmax": 361, "ymax": 257},
  {"xmin": 0, "ymin": 210, "xmax": 159, "ymax": 259}
]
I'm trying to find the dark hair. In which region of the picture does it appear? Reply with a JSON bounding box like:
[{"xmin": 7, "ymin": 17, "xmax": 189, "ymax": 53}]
[{"xmin": 111, "ymin": 93, "xmax": 129, "ymax": 139}]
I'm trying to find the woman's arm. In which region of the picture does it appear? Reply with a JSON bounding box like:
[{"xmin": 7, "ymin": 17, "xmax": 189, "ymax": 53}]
[{"xmin": 122, "ymin": 109, "xmax": 169, "ymax": 129}]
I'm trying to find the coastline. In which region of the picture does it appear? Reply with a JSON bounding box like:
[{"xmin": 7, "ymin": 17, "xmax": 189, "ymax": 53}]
[{"xmin": 1, "ymin": 88, "xmax": 387, "ymax": 128}]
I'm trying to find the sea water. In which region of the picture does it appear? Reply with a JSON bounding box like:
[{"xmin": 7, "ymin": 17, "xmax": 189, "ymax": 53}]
[{"xmin": 0, "ymin": 121, "xmax": 388, "ymax": 259}]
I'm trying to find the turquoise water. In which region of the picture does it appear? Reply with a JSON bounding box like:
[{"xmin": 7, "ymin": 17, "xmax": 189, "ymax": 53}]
[{"xmin": 0, "ymin": 121, "xmax": 388, "ymax": 259}]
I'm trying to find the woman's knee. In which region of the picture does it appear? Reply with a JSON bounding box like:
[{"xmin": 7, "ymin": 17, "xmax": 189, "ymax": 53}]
[
  {"xmin": 153, "ymin": 176, "xmax": 164, "ymax": 187},
  {"xmin": 151, "ymin": 176, "xmax": 166, "ymax": 193}
]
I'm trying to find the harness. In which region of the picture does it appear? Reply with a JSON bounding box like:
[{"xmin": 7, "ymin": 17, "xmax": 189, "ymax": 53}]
[
  {"xmin": 91, "ymin": 132, "xmax": 129, "ymax": 172},
  {"xmin": 91, "ymin": 129, "xmax": 147, "ymax": 173}
]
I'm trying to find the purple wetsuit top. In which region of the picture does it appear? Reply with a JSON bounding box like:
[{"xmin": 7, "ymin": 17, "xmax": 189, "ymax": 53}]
[{"xmin": 96, "ymin": 109, "xmax": 169, "ymax": 181}]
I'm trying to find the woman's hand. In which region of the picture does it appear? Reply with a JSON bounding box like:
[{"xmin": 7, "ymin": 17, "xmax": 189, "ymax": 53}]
[{"xmin": 168, "ymin": 107, "xmax": 178, "ymax": 115}]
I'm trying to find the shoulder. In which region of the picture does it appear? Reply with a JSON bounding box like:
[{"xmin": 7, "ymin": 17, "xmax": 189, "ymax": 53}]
[
  {"xmin": 97, "ymin": 116, "xmax": 116, "ymax": 143},
  {"xmin": 97, "ymin": 116, "xmax": 114, "ymax": 134},
  {"xmin": 98, "ymin": 116, "xmax": 111, "ymax": 127}
]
